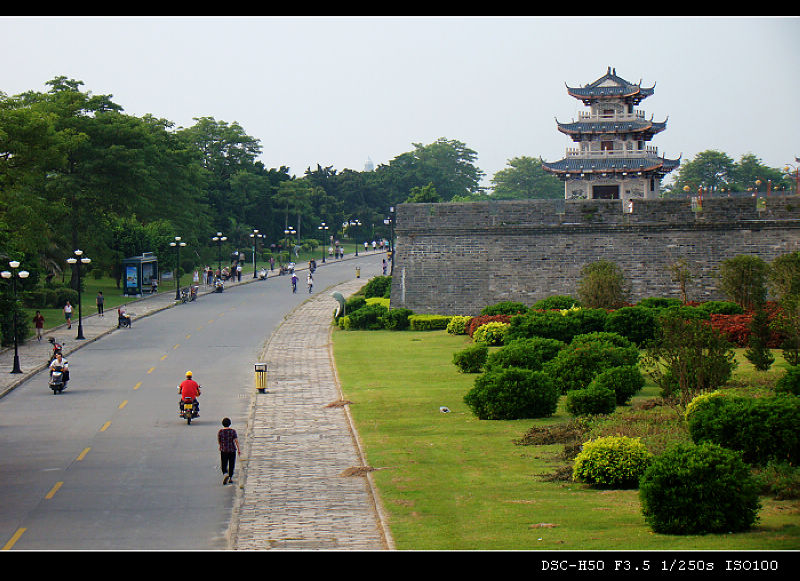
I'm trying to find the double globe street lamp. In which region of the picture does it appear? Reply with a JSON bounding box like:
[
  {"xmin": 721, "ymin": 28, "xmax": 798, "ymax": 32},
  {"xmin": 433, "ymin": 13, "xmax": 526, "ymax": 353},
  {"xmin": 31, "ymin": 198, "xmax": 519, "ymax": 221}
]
[
  {"xmin": 66, "ymin": 250, "xmax": 91, "ymax": 340},
  {"xmin": 170, "ymin": 236, "xmax": 186, "ymax": 300},
  {"xmin": 212, "ymin": 232, "xmax": 227, "ymax": 272},
  {"xmin": 1, "ymin": 261, "xmax": 30, "ymax": 373},
  {"xmin": 250, "ymin": 230, "xmax": 264, "ymax": 278}
]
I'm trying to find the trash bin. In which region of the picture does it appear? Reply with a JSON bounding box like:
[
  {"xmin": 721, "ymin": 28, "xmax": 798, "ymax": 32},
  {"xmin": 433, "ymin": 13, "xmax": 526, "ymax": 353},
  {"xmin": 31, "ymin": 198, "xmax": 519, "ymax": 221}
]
[
  {"xmin": 254, "ymin": 363, "xmax": 268, "ymax": 393},
  {"xmin": 355, "ymin": 267, "xmax": 361, "ymax": 278}
]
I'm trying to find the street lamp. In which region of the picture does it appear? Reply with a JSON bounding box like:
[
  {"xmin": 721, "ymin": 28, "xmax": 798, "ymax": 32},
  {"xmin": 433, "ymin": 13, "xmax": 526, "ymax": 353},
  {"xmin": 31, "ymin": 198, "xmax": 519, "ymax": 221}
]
[
  {"xmin": 250, "ymin": 230, "xmax": 264, "ymax": 278},
  {"xmin": 784, "ymin": 159, "xmax": 799, "ymax": 195},
  {"xmin": 284, "ymin": 227, "xmax": 296, "ymax": 259},
  {"xmin": 212, "ymin": 232, "xmax": 227, "ymax": 271},
  {"xmin": 66, "ymin": 250, "xmax": 91, "ymax": 340},
  {"xmin": 318, "ymin": 222, "xmax": 329, "ymax": 263},
  {"xmin": 169, "ymin": 236, "xmax": 186, "ymax": 300},
  {"xmin": 349, "ymin": 219, "xmax": 362, "ymax": 255},
  {"xmin": 384, "ymin": 206, "xmax": 395, "ymax": 274},
  {"xmin": 1, "ymin": 261, "xmax": 30, "ymax": 373}
]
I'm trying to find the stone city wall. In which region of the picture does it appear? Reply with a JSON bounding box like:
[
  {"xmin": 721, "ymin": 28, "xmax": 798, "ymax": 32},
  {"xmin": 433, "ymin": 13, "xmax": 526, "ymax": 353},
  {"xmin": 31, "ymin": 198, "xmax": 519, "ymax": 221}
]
[{"xmin": 389, "ymin": 196, "xmax": 800, "ymax": 315}]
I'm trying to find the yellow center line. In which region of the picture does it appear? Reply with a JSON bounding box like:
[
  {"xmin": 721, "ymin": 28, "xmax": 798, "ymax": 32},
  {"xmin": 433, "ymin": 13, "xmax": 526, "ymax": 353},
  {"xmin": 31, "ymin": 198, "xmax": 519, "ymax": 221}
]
[
  {"xmin": 45, "ymin": 481, "xmax": 63, "ymax": 499},
  {"xmin": 118, "ymin": 400, "xmax": 128, "ymax": 410},
  {"xmin": 160, "ymin": 354, "xmax": 168, "ymax": 361},
  {"xmin": 2, "ymin": 528, "xmax": 26, "ymax": 550},
  {"xmin": 173, "ymin": 344, "xmax": 180, "ymax": 350},
  {"xmin": 185, "ymin": 334, "xmax": 191, "ymax": 339},
  {"xmin": 133, "ymin": 382, "xmax": 142, "ymax": 390},
  {"xmin": 76, "ymin": 448, "xmax": 90, "ymax": 461},
  {"xmin": 147, "ymin": 367, "xmax": 155, "ymax": 374},
  {"xmin": 100, "ymin": 421, "xmax": 111, "ymax": 432}
]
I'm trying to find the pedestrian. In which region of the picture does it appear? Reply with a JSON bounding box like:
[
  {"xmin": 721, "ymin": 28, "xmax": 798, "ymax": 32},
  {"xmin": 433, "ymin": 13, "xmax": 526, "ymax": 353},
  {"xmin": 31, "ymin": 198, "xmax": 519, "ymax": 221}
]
[
  {"xmin": 382, "ymin": 259, "xmax": 387, "ymax": 275},
  {"xmin": 33, "ymin": 310, "xmax": 45, "ymax": 341},
  {"xmin": 236, "ymin": 263, "xmax": 242, "ymax": 282},
  {"xmin": 218, "ymin": 417, "xmax": 241, "ymax": 485},
  {"xmin": 64, "ymin": 300, "xmax": 73, "ymax": 329},
  {"xmin": 269, "ymin": 256, "xmax": 274, "ymax": 271},
  {"xmin": 206, "ymin": 266, "xmax": 213, "ymax": 285},
  {"xmin": 307, "ymin": 273, "xmax": 313, "ymax": 293},
  {"xmin": 96, "ymin": 291, "xmax": 104, "ymax": 317},
  {"xmin": 291, "ymin": 272, "xmax": 298, "ymax": 293}
]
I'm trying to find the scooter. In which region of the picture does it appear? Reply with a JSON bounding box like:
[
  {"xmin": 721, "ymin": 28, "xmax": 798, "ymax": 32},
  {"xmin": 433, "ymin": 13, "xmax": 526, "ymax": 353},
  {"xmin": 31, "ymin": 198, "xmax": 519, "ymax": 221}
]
[
  {"xmin": 179, "ymin": 287, "xmax": 189, "ymax": 303},
  {"xmin": 47, "ymin": 337, "xmax": 64, "ymax": 364},
  {"xmin": 189, "ymin": 285, "xmax": 198, "ymax": 301},
  {"xmin": 214, "ymin": 279, "xmax": 224, "ymax": 293},
  {"xmin": 179, "ymin": 396, "xmax": 199, "ymax": 425},
  {"xmin": 49, "ymin": 364, "xmax": 68, "ymax": 394}
]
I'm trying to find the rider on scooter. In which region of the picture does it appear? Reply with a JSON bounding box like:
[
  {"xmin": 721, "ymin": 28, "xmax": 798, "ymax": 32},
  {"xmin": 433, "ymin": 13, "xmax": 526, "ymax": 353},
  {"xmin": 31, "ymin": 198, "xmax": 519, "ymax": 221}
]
[
  {"xmin": 49, "ymin": 352, "xmax": 70, "ymax": 389},
  {"xmin": 178, "ymin": 370, "xmax": 201, "ymax": 415}
]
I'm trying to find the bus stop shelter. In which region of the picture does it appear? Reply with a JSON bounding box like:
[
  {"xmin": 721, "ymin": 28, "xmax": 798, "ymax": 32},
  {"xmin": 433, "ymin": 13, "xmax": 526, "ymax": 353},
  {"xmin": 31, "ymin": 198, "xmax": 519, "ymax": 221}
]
[{"xmin": 122, "ymin": 252, "xmax": 158, "ymax": 296}]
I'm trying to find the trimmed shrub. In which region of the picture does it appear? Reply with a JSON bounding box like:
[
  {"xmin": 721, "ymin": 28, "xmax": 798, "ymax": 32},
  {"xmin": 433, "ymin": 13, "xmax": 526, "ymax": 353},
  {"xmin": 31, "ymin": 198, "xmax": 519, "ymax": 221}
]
[
  {"xmin": 543, "ymin": 339, "xmax": 639, "ymax": 394},
  {"xmin": 408, "ymin": 314, "xmax": 452, "ymax": 331},
  {"xmin": 588, "ymin": 365, "xmax": 645, "ymax": 405},
  {"xmin": 452, "ymin": 343, "xmax": 488, "ymax": 373},
  {"xmin": 570, "ymin": 308, "xmax": 609, "ymax": 335},
  {"xmin": 463, "ymin": 367, "xmax": 559, "ymax": 420},
  {"xmin": 532, "ymin": 295, "xmax": 580, "ymax": 310},
  {"xmin": 380, "ymin": 308, "xmax": 413, "ymax": 331},
  {"xmin": 347, "ymin": 304, "xmax": 388, "ymax": 330},
  {"xmin": 697, "ymin": 300, "xmax": 745, "ymax": 315},
  {"xmin": 637, "ymin": 297, "xmax": 683, "ymax": 309},
  {"xmin": 604, "ymin": 306, "xmax": 658, "ymax": 347},
  {"xmin": 572, "ymin": 436, "xmax": 653, "ymax": 488},
  {"xmin": 686, "ymin": 393, "xmax": 800, "ymax": 465},
  {"xmin": 775, "ymin": 366, "xmax": 800, "ymax": 396},
  {"xmin": 363, "ymin": 275, "xmax": 392, "ymax": 299},
  {"xmin": 485, "ymin": 337, "xmax": 566, "ymax": 372},
  {"xmin": 506, "ymin": 310, "xmax": 581, "ymax": 343},
  {"xmin": 344, "ymin": 295, "xmax": 367, "ymax": 316},
  {"xmin": 472, "ymin": 322, "xmax": 510, "ymax": 346},
  {"xmin": 480, "ymin": 301, "xmax": 529, "ymax": 316},
  {"xmin": 565, "ymin": 384, "xmax": 617, "ymax": 416},
  {"xmin": 639, "ymin": 442, "xmax": 761, "ymax": 534},
  {"xmin": 446, "ymin": 315, "xmax": 472, "ymax": 335},
  {"xmin": 466, "ymin": 315, "xmax": 512, "ymax": 337},
  {"xmin": 570, "ymin": 331, "xmax": 634, "ymax": 350}
]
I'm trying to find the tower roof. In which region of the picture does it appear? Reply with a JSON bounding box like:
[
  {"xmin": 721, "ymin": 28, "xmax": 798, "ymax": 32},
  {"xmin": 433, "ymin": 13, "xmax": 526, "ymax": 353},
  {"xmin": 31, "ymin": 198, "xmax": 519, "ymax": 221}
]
[
  {"xmin": 542, "ymin": 155, "xmax": 681, "ymax": 178},
  {"xmin": 566, "ymin": 67, "xmax": 655, "ymax": 104},
  {"xmin": 556, "ymin": 118, "xmax": 668, "ymax": 139}
]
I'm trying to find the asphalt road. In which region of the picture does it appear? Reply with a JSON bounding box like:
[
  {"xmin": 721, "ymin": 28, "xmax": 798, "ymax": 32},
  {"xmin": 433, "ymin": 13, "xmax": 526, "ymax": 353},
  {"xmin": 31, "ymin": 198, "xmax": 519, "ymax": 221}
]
[{"xmin": 0, "ymin": 254, "xmax": 385, "ymax": 550}]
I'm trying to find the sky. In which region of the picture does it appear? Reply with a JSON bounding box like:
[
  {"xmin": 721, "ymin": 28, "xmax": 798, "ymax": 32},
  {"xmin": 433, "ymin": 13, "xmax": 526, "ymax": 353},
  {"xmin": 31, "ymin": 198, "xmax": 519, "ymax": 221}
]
[{"xmin": 2, "ymin": 16, "xmax": 799, "ymax": 188}]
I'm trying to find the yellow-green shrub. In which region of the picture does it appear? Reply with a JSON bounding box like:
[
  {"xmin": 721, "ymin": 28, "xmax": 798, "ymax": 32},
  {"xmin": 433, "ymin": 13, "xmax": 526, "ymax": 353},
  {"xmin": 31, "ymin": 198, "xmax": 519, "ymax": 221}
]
[{"xmin": 572, "ymin": 435, "xmax": 652, "ymax": 488}]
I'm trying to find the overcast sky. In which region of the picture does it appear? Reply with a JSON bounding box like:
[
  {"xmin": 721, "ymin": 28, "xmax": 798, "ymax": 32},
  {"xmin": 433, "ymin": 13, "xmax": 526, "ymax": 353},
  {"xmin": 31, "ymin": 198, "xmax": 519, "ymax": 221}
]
[{"xmin": 2, "ymin": 16, "xmax": 798, "ymax": 187}]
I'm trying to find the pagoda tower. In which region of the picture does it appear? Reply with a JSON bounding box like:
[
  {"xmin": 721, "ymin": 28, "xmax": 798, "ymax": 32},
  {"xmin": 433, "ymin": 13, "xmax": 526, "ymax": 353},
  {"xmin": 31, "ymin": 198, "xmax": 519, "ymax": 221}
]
[{"xmin": 543, "ymin": 67, "xmax": 680, "ymax": 202}]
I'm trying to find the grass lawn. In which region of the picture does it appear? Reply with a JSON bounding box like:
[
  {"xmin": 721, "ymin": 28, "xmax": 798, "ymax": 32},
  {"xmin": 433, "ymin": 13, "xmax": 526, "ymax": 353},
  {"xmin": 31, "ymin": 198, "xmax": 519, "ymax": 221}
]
[{"xmin": 333, "ymin": 328, "xmax": 800, "ymax": 550}]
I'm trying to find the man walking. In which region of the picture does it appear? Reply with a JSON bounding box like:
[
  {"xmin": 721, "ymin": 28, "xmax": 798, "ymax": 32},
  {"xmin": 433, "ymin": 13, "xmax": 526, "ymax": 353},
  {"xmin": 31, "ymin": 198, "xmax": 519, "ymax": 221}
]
[{"xmin": 218, "ymin": 417, "xmax": 241, "ymax": 485}]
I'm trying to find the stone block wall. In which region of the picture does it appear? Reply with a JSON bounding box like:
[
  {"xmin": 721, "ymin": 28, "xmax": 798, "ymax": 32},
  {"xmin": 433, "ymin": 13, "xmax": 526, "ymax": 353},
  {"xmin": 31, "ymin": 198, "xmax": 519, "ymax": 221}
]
[{"xmin": 389, "ymin": 196, "xmax": 800, "ymax": 315}]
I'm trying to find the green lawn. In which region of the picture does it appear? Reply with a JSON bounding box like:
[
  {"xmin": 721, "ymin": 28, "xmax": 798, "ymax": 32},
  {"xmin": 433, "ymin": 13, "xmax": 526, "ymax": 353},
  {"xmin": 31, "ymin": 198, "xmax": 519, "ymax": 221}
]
[{"xmin": 332, "ymin": 329, "xmax": 800, "ymax": 550}]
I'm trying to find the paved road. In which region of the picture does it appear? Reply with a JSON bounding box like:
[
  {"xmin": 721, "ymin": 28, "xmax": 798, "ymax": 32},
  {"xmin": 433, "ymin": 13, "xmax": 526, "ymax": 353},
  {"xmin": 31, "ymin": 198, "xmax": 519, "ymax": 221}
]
[{"xmin": 0, "ymin": 253, "xmax": 393, "ymax": 550}]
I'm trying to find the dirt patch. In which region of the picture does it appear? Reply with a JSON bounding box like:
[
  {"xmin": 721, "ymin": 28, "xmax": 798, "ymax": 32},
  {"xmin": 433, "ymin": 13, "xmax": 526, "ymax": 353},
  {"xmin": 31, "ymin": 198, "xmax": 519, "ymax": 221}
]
[
  {"xmin": 341, "ymin": 466, "xmax": 375, "ymax": 477},
  {"xmin": 326, "ymin": 399, "xmax": 353, "ymax": 408}
]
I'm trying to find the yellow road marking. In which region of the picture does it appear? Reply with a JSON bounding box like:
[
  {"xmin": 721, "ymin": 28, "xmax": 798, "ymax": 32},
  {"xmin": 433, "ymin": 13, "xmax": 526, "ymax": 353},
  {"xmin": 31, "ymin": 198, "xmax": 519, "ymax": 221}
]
[
  {"xmin": 133, "ymin": 382, "xmax": 142, "ymax": 390},
  {"xmin": 100, "ymin": 421, "xmax": 111, "ymax": 432},
  {"xmin": 118, "ymin": 400, "xmax": 128, "ymax": 410},
  {"xmin": 2, "ymin": 528, "xmax": 26, "ymax": 550},
  {"xmin": 76, "ymin": 448, "xmax": 90, "ymax": 461},
  {"xmin": 147, "ymin": 367, "xmax": 155, "ymax": 374},
  {"xmin": 173, "ymin": 344, "xmax": 180, "ymax": 350},
  {"xmin": 160, "ymin": 354, "xmax": 167, "ymax": 361},
  {"xmin": 45, "ymin": 482, "xmax": 63, "ymax": 499}
]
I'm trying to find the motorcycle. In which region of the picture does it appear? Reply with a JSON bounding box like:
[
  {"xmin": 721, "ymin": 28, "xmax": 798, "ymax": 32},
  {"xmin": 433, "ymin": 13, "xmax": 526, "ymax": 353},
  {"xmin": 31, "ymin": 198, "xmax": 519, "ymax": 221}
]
[
  {"xmin": 189, "ymin": 285, "xmax": 198, "ymax": 301},
  {"xmin": 180, "ymin": 287, "xmax": 189, "ymax": 303},
  {"xmin": 49, "ymin": 364, "xmax": 68, "ymax": 394},
  {"xmin": 47, "ymin": 337, "xmax": 64, "ymax": 364},
  {"xmin": 179, "ymin": 396, "xmax": 199, "ymax": 425},
  {"xmin": 214, "ymin": 279, "xmax": 224, "ymax": 293}
]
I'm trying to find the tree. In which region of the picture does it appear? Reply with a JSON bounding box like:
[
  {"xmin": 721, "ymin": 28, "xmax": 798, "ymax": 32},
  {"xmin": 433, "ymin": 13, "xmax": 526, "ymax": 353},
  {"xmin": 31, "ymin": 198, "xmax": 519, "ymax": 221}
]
[
  {"xmin": 577, "ymin": 260, "xmax": 628, "ymax": 309},
  {"xmin": 490, "ymin": 156, "xmax": 562, "ymax": 199},
  {"xmin": 671, "ymin": 150, "xmax": 735, "ymax": 193},
  {"xmin": 405, "ymin": 182, "xmax": 441, "ymax": 203},
  {"xmin": 717, "ymin": 255, "xmax": 768, "ymax": 311}
]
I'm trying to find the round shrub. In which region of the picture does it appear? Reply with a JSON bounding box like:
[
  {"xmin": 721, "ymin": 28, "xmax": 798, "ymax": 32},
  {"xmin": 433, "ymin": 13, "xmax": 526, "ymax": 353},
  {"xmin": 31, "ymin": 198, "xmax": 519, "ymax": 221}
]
[
  {"xmin": 542, "ymin": 339, "xmax": 639, "ymax": 394},
  {"xmin": 480, "ymin": 301, "xmax": 529, "ymax": 316},
  {"xmin": 446, "ymin": 315, "xmax": 472, "ymax": 335},
  {"xmin": 639, "ymin": 442, "xmax": 761, "ymax": 534},
  {"xmin": 466, "ymin": 315, "xmax": 512, "ymax": 337},
  {"xmin": 637, "ymin": 297, "xmax": 683, "ymax": 309},
  {"xmin": 698, "ymin": 300, "xmax": 745, "ymax": 315},
  {"xmin": 506, "ymin": 310, "xmax": 581, "ymax": 343},
  {"xmin": 565, "ymin": 384, "xmax": 617, "ymax": 416},
  {"xmin": 346, "ymin": 304, "xmax": 388, "ymax": 330},
  {"xmin": 463, "ymin": 368, "xmax": 558, "ymax": 420},
  {"xmin": 532, "ymin": 295, "xmax": 580, "ymax": 310},
  {"xmin": 473, "ymin": 322, "xmax": 510, "ymax": 346},
  {"xmin": 569, "ymin": 308, "xmax": 609, "ymax": 335},
  {"xmin": 485, "ymin": 337, "xmax": 565, "ymax": 372},
  {"xmin": 588, "ymin": 365, "xmax": 645, "ymax": 405},
  {"xmin": 571, "ymin": 331, "xmax": 634, "ymax": 350},
  {"xmin": 380, "ymin": 308, "xmax": 413, "ymax": 331},
  {"xmin": 604, "ymin": 306, "xmax": 658, "ymax": 347},
  {"xmin": 344, "ymin": 295, "xmax": 367, "ymax": 316},
  {"xmin": 452, "ymin": 343, "xmax": 488, "ymax": 374},
  {"xmin": 775, "ymin": 366, "xmax": 800, "ymax": 396},
  {"xmin": 363, "ymin": 275, "xmax": 392, "ymax": 298},
  {"xmin": 572, "ymin": 436, "xmax": 652, "ymax": 488}
]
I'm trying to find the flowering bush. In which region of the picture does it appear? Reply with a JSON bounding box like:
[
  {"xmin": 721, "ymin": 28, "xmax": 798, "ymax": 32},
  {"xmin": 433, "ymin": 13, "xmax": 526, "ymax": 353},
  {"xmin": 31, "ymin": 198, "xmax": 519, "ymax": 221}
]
[
  {"xmin": 466, "ymin": 315, "xmax": 512, "ymax": 337},
  {"xmin": 709, "ymin": 312, "xmax": 784, "ymax": 348}
]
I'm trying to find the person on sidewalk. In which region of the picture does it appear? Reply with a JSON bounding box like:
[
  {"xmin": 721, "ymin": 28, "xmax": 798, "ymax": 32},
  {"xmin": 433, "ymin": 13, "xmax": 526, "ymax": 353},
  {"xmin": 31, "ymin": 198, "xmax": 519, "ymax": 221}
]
[
  {"xmin": 63, "ymin": 300, "xmax": 73, "ymax": 329},
  {"xmin": 33, "ymin": 310, "xmax": 45, "ymax": 341},
  {"xmin": 218, "ymin": 417, "xmax": 241, "ymax": 485},
  {"xmin": 291, "ymin": 272, "xmax": 298, "ymax": 293},
  {"xmin": 96, "ymin": 291, "xmax": 104, "ymax": 317},
  {"xmin": 307, "ymin": 273, "xmax": 313, "ymax": 293}
]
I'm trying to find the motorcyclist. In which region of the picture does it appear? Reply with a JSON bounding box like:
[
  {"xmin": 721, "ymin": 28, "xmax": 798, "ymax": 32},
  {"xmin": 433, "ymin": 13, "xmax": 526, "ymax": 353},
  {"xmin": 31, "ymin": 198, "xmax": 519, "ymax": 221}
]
[
  {"xmin": 49, "ymin": 352, "xmax": 69, "ymax": 389},
  {"xmin": 177, "ymin": 370, "xmax": 201, "ymax": 415}
]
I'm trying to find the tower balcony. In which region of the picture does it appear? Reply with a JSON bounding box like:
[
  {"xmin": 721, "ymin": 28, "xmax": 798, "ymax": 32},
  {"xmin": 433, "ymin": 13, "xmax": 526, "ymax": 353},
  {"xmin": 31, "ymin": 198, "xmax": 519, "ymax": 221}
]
[
  {"xmin": 577, "ymin": 109, "xmax": 646, "ymax": 121},
  {"xmin": 566, "ymin": 145, "xmax": 659, "ymax": 157}
]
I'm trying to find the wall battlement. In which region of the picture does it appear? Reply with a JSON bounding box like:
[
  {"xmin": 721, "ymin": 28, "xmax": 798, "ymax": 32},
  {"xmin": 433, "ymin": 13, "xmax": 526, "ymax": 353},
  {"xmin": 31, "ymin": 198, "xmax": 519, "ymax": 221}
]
[{"xmin": 390, "ymin": 196, "xmax": 800, "ymax": 315}]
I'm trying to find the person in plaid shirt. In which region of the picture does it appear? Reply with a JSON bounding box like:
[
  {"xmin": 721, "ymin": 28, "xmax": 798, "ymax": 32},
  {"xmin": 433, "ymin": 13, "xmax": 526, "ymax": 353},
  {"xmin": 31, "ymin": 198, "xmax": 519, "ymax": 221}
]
[{"xmin": 218, "ymin": 417, "xmax": 241, "ymax": 485}]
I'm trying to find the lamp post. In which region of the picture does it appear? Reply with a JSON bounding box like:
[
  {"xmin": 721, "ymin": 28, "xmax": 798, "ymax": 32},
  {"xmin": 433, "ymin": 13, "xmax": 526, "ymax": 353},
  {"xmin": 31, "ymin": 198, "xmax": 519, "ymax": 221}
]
[
  {"xmin": 170, "ymin": 236, "xmax": 186, "ymax": 300},
  {"xmin": 384, "ymin": 206, "xmax": 395, "ymax": 274},
  {"xmin": 284, "ymin": 227, "xmax": 296, "ymax": 259},
  {"xmin": 318, "ymin": 222, "xmax": 329, "ymax": 263},
  {"xmin": 1, "ymin": 261, "xmax": 29, "ymax": 373},
  {"xmin": 212, "ymin": 232, "xmax": 227, "ymax": 271},
  {"xmin": 250, "ymin": 230, "xmax": 264, "ymax": 278},
  {"xmin": 66, "ymin": 250, "xmax": 91, "ymax": 340},
  {"xmin": 784, "ymin": 159, "xmax": 799, "ymax": 195},
  {"xmin": 349, "ymin": 219, "xmax": 362, "ymax": 255}
]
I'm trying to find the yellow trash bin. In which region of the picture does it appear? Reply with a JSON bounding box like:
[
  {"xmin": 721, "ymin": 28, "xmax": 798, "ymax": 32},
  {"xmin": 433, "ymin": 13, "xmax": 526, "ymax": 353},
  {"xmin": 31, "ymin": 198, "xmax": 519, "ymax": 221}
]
[
  {"xmin": 254, "ymin": 362, "xmax": 268, "ymax": 393},
  {"xmin": 355, "ymin": 267, "xmax": 361, "ymax": 278}
]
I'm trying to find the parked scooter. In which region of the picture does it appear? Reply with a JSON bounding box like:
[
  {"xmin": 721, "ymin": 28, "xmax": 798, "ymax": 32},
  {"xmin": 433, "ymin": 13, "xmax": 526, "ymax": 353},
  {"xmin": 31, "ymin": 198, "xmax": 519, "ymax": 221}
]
[
  {"xmin": 47, "ymin": 337, "xmax": 64, "ymax": 364},
  {"xmin": 189, "ymin": 285, "xmax": 198, "ymax": 301},
  {"xmin": 180, "ymin": 287, "xmax": 189, "ymax": 303}
]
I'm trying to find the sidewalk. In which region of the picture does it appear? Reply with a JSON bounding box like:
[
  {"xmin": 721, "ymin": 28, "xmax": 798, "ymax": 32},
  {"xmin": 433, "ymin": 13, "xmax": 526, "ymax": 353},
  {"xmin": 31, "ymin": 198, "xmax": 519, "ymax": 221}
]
[{"xmin": 230, "ymin": 277, "xmax": 394, "ymax": 550}]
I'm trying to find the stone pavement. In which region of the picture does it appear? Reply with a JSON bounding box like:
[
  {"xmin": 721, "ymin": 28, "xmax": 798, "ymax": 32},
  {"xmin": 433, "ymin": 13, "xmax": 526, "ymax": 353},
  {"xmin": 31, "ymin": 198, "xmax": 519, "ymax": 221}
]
[{"xmin": 230, "ymin": 277, "xmax": 394, "ymax": 550}]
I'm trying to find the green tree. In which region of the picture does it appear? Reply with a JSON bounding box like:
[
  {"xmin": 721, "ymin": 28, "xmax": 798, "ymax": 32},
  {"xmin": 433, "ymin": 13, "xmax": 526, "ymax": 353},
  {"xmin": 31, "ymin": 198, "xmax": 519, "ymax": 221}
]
[
  {"xmin": 717, "ymin": 255, "xmax": 768, "ymax": 310},
  {"xmin": 577, "ymin": 260, "xmax": 628, "ymax": 309},
  {"xmin": 490, "ymin": 156, "xmax": 562, "ymax": 199},
  {"xmin": 405, "ymin": 182, "xmax": 441, "ymax": 203},
  {"xmin": 671, "ymin": 149, "xmax": 735, "ymax": 193}
]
